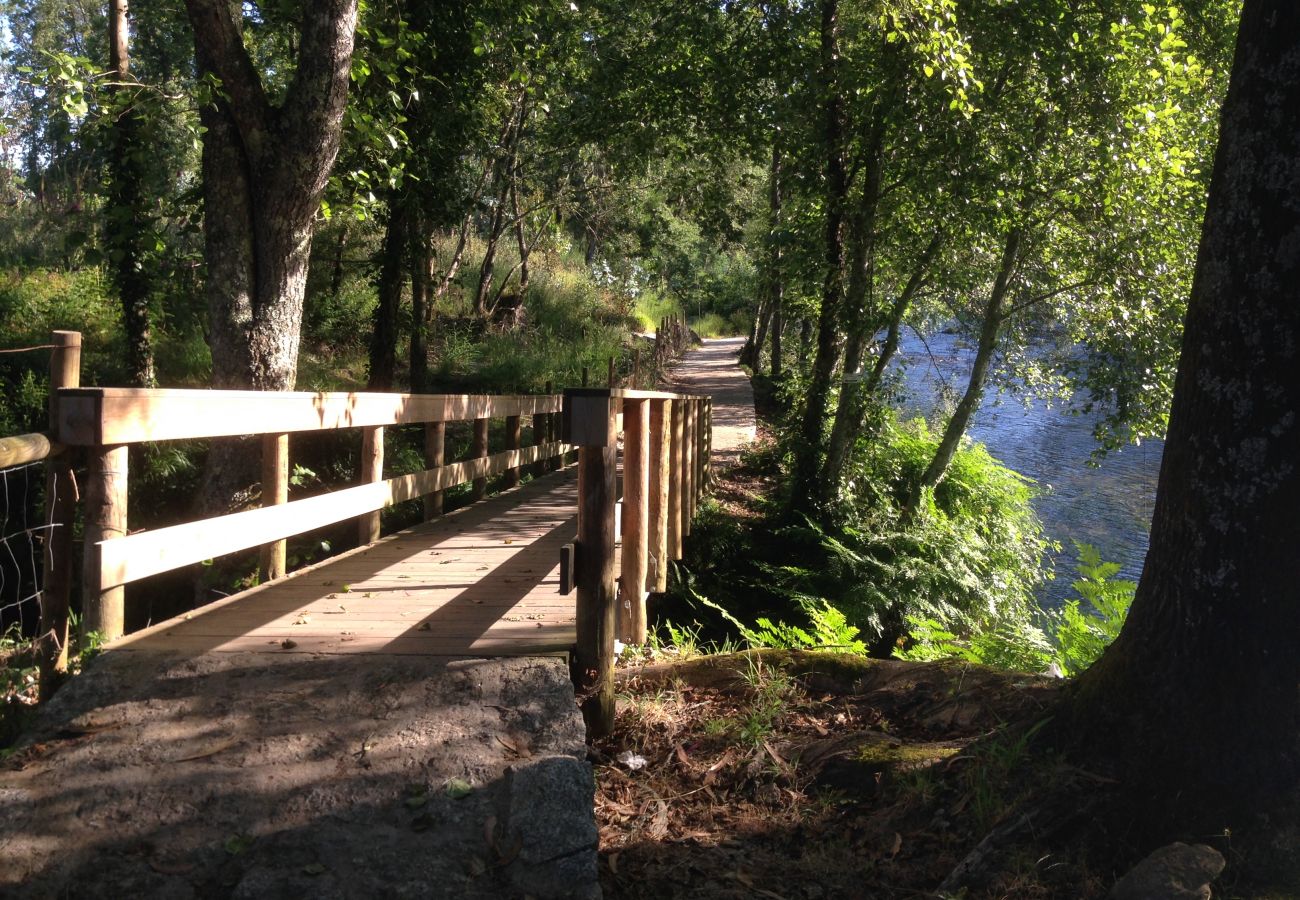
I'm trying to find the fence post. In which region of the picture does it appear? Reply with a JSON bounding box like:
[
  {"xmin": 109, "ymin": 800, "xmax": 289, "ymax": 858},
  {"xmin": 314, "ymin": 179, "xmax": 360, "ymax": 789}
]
[
  {"xmin": 682, "ymin": 398, "xmax": 695, "ymax": 538},
  {"xmin": 648, "ymin": 398, "xmax": 670, "ymax": 593},
  {"xmin": 504, "ymin": 414, "xmax": 522, "ymax": 489},
  {"xmin": 620, "ymin": 398, "xmax": 650, "ymax": 643},
  {"xmin": 38, "ymin": 330, "xmax": 80, "ymax": 694},
  {"xmin": 472, "ymin": 416, "xmax": 489, "ymax": 501},
  {"xmin": 668, "ymin": 399, "xmax": 685, "ymax": 560},
  {"xmin": 359, "ymin": 426, "xmax": 384, "ymax": 545},
  {"xmin": 424, "ymin": 420, "xmax": 445, "ymax": 519},
  {"xmin": 83, "ymin": 444, "xmax": 127, "ymax": 642},
  {"xmin": 564, "ymin": 389, "xmax": 618, "ymax": 737},
  {"xmin": 260, "ymin": 433, "xmax": 289, "ymax": 580}
]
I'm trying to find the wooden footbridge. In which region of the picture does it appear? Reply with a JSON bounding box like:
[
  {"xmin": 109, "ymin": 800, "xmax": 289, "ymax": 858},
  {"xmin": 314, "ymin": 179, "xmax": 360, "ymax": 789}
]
[{"xmin": 3, "ymin": 329, "xmax": 715, "ymax": 734}]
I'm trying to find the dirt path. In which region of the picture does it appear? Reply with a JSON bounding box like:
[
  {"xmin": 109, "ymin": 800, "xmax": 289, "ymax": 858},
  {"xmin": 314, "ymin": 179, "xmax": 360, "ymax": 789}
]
[{"xmin": 665, "ymin": 336, "xmax": 756, "ymax": 467}]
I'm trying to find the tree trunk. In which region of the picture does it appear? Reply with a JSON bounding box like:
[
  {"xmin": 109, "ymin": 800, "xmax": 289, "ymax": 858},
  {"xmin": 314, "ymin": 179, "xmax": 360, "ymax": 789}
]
[
  {"xmin": 369, "ymin": 199, "xmax": 406, "ymax": 390},
  {"xmin": 106, "ymin": 0, "xmax": 154, "ymax": 387},
  {"xmin": 908, "ymin": 226, "xmax": 1021, "ymax": 509},
  {"xmin": 409, "ymin": 218, "xmax": 431, "ymax": 393},
  {"xmin": 186, "ymin": 0, "xmax": 357, "ymax": 544},
  {"xmin": 788, "ymin": 0, "xmax": 847, "ymax": 515},
  {"xmin": 1056, "ymin": 0, "xmax": 1300, "ymax": 831},
  {"xmin": 186, "ymin": 0, "xmax": 358, "ymax": 391},
  {"xmin": 770, "ymin": 302, "xmax": 784, "ymax": 379},
  {"xmin": 822, "ymin": 231, "xmax": 941, "ymax": 493},
  {"xmin": 798, "ymin": 317, "xmax": 812, "ymax": 368}
]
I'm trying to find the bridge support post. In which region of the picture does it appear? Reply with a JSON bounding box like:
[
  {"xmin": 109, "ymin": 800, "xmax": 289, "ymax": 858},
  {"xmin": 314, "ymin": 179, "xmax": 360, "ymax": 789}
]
[
  {"xmin": 505, "ymin": 414, "xmax": 521, "ymax": 489},
  {"xmin": 359, "ymin": 426, "xmax": 384, "ymax": 545},
  {"xmin": 648, "ymin": 399, "xmax": 670, "ymax": 593},
  {"xmin": 620, "ymin": 398, "xmax": 650, "ymax": 644},
  {"xmin": 39, "ymin": 330, "xmax": 80, "ymax": 695},
  {"xmin": 564, "ymin": 389, "xmax": 618, "ymax": 738},
  {"xmin": 668, "ymin": 400, "xmax": 684, "ymax": 561},
  {"xmin": 423, "ymin": 421, "xmax": 445, "ymax": 519},
  {"xmin": 83, "ymin": 443, "xmax": 127, "ymax": 642},
  {"xmin": 260, "ymin": 433, "xmax": 289, "ymax": 580},
  {"xmin": 472, "ymin": 416, "xmax": 489, "ymax": 501},
  {"xmin": 682, "ymin": 399, "xmax": 695, "ymax": 538}
]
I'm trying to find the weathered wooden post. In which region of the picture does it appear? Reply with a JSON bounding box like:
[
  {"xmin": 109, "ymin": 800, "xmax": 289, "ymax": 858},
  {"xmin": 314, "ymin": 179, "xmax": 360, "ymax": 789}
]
[
  {"xmin": 668, "ymin": 399, "xmax": 685, "ymax": 559},
  {"xmin": 38, "ymin": 330, "xmax": 80, "ymax": 692},
  {"xmin": 648, "ymin": 398, "xmax": 670, "ymax": 592},
  {"xmin": 564, "ymin": 388, "xmax": 618, "ymax": 737},
  {"xmin": 505, "ymin": 413, "xmax": 522, "ymax": 489},
  {"xmin": 682, "ymin": 398, "xmax": 696, "ymax": 537},
  {"xmin": 532, "ymin": 388, "xmax": 550, "ymax": 478},
  {"xmin": 424, "ymin": 419, "xmax": 446, "ymax": 519},
  {"xmin": 620, "ymin": 397, "xmax": 650, "ymax": 643},
  {"xmin": 83, "ymin": 444, "xmax": 127, "ymax": 642},
  {"xmin": 260, "ymin": 432, "xmax": 289, "ymax": 580},
  {"xmin": 358, "ymin": 426, "xmax": 384, "ymax": 544},
  {"xmin": 471, "ymin": 415, "xmax": 489, "ymax": 501}
]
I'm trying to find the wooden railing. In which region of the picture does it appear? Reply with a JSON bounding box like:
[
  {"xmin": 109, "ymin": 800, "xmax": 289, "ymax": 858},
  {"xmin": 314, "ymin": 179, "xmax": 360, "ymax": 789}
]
[
  {"xmin": 561, "ymin": 387, "xmax": 712, "ymax": 736},
  {"xmin": 54, "ymin": 385, "xmax": 571, "ymax": 644}
]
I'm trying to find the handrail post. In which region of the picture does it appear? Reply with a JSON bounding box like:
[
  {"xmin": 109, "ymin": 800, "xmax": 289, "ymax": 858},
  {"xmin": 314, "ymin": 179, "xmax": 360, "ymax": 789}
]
[
  {"xmin": 423, "ymin": 420, "xmax": 445, "ymax": 519},
  {"xmin": 38, "ymin": 330, "xmax": 80, "ymax": 696},
  {"xmin": 531, "ymin": 391, "xmax": 549, "ymax": 478},
  {"xmin": 682, "ymin": 398, "xmax": 696, "ymax": 538},
  {"xmin": 505, "ymin": 414, "xmax": 522, "ymax": 489},
  {"xmin": 564, "ymin": 388, "xmax": 618, "ymax": 737},
  {"xmin": 260, "ymin": 433, "xmax": 289, "ymax": 580},
  {"xmin": 648, "ymin": 398, "xmax": 670, "ymax": 592},
  {"xmin": 471, "ymin": 416, "xmax": 489, "ymax": 500},
  {"xmin": 619, "ymin": 398, "xmax": 650, "ymax": 643},
  {"xmin": 668, "ymin": 400, "xmax": 684, "ymax": 560},
  {"xmin": 83, "ymin": 444, "xmax": 127, "ymax": 642},
  {"xmin": 358, "ymin": 426, "xmax": 384, "ymax": 545}
]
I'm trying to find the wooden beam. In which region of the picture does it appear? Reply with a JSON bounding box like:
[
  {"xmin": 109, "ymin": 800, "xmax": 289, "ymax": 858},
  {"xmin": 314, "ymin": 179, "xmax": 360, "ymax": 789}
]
[
  {"xmin": 358, "ymin": 426, "xmax": 384, "ymax": 545},
  {"xmin": 682, "ymin": 399, "xmax": 696, "ymax": 538},
  {"xmin": 471, "ymin": 417, "xmax": 490, "ymax": 501},
  {"xmin": 647, "ymin": 399, "xmax": 670, "ymax": 593},
  {"xmin": 619, "ymin": 398, "xmax": 650, "ymax": 643},
  {"xmin": 423, "ymin": 421, "xmax": 445, "ymax": 520},
  {"xmin": 93, "ymin": 442, "xmax": 569, "ymax": 590},
  {"xmin": 259, "ymin": 433, "xmax": 289, "ymax": 581},
  {"xmin": 55, "ymin": 388, "xmax": 564, "ymax": 446},
  {"xmin": 83, "ymin": 444, "xmax": 127, "ymax": 641},
  {"xmin": 38, "ymin": 329, "xmax": 80, "ymax": 694},
  {"xmin": 0, "ymin": 432, "xmax": 61, "ymax": 468}
]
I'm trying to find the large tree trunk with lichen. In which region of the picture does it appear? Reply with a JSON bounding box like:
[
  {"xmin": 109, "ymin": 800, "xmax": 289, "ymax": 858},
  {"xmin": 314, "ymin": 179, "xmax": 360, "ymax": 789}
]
[
  {"xmin": 186, "ymin": 0, "xmax": 357, "ymax": 544},
  {"xmin": 1054, "ymin": 0, "xmax": 1300, "ymax": 833}
]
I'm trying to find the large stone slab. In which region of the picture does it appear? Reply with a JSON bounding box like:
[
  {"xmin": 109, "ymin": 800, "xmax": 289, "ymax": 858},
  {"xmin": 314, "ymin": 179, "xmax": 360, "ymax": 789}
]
[{"xmin": 0, "ymin": 651, "xmax": 598, "ymax": 899}]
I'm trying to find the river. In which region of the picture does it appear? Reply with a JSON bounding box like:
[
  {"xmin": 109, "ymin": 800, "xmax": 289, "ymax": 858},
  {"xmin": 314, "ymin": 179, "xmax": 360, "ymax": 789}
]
[{"xmin": 894, "ymin": 331, "xmax": 1162, "ymax": 608}]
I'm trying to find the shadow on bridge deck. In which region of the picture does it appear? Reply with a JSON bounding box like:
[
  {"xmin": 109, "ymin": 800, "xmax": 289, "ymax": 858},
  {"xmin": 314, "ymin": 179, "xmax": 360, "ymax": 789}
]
[{"xmin": 110, "ymin": 468, "xmax": 580, "ymax": 658}]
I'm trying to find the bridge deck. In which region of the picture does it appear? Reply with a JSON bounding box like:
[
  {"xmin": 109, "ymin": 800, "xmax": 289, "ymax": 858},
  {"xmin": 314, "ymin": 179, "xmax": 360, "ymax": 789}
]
[{"xmin": 111, "ymin": 468, "xmax": 580, "ymax": 657}]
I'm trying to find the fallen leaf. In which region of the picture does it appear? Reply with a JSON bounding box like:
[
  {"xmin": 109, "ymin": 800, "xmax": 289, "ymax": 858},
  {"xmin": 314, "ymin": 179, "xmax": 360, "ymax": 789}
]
[
  {"xmin": 280, "ymin": 639, "xmax": 298, "ymax": 650},
  {"xmin": 648, "ymin": 799, "xmax": 669, "ymax": 839},
  {"xmin": 302, "ymin": 863, "xmax": 326, "ymax": 876},
  {"xmin": 174, "ymin": 738, "xmax": 240, "ymax": 762},
  {"xmin": 446, "ymin": 777, "xmax": 474, "ymax": 799},
  {"xmin": 607, "ymin": 852, "xmax": 620, "ymax": 875},
  {"xmin": 890, "ymin": 832, "xmax": 903, "ymax": 859}
]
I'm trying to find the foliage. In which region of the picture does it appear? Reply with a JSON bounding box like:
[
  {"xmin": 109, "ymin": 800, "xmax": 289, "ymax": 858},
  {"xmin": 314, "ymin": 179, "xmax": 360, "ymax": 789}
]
[
  {"xmin": 749, "ymin": 598, "xmax": 869, "ymax": 655},
  {"xmin": 894, "ymin": 541, "xmax": 1135, "ymax": 675}
]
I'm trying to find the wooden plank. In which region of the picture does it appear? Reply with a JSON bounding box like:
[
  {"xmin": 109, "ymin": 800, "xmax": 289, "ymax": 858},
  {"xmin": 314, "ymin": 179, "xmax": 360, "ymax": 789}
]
[
  {"xmin": 0, "ymin": 432, "xmax": 62, "ymax": 468},
  {"xmin": 55, "ymin": 388, "xmax": 564, "ymax": 446},
  {"xmin": 83, "ymin": 444, "xmax": 127, "ymax": 641},
  {"xmin": 668, "ymin": 400, "xmax": 684, "ymax": 560},
  {"xmin": 96, "ymin": 442, "xmax": 570, "ymax": 589},
  {"xmin": 358, "ymin": 426, "xmax": 384, "ymax": 545},
  {"xmin": 619, "ymin": 398, "xmax": 650, "ymax": 643},
  {"xmin": 114, "ymin": 632, "xmax": 574, "ymax": 656},
  {"xmin": 647, "ymin": 399, "xmax": 670, "ymax": 593},
  {"xmin": 259, "ymin": 433, "xmax": 289, "ymax": 581}
]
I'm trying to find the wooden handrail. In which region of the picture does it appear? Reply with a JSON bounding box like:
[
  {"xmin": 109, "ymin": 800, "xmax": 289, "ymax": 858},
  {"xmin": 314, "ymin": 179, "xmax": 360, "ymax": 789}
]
[
  {"xmin": 0, "ymin": 431, "xmax": 63, "ymax": 469},
  {"xmin": 56, "ymin": 387, "xmax": 563, "ymax": 446}
]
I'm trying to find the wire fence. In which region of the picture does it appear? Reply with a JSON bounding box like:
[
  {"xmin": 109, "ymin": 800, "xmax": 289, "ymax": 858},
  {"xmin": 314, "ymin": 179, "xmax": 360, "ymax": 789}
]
[{"xmin": 1, "ymin": 460, "xmax": 53, "ymax": 707}]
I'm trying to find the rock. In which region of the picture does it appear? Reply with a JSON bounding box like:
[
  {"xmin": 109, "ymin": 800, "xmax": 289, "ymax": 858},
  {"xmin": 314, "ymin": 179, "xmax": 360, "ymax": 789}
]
[
  {"xmin": 504, "ymin": 756, "xmax": 601, "ymax": 900},
  {"xmin": 1109, "ymin": 842, "xmax": 1226, "ymax": 900}
]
